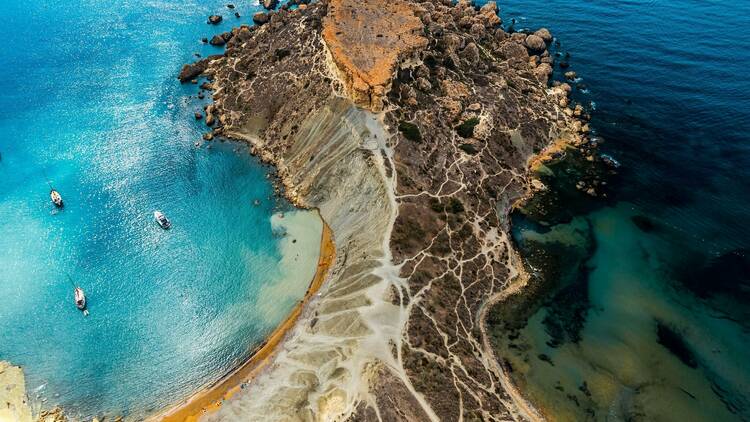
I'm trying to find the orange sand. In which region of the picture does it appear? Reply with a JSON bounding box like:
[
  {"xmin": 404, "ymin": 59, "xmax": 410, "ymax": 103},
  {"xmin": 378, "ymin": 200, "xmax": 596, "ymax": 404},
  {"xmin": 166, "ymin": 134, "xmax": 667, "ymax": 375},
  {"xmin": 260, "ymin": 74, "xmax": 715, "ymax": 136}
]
[{"xmin": 157, "ymin": 217, "xmax": 335, "ymax": 422}]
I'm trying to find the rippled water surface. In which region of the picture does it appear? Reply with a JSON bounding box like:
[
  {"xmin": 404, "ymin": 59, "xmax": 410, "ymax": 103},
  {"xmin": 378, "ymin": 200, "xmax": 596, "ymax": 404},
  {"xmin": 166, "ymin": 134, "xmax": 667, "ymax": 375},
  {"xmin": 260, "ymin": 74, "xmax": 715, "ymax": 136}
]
[
  {"xmin": 484, "ymin": 0, "xmax": 750, "ymax": 420},
  {"xmin": 0, "ymin": 0, "xmax": 321, "ymax": 420}
]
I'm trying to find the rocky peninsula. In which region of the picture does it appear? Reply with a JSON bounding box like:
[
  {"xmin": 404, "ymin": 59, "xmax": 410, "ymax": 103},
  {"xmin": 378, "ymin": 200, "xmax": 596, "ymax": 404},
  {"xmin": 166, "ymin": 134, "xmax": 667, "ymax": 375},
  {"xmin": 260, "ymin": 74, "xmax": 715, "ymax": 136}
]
[{"xmin": 174, "ymin": 0, "xmax": 590, "ymax": 420}]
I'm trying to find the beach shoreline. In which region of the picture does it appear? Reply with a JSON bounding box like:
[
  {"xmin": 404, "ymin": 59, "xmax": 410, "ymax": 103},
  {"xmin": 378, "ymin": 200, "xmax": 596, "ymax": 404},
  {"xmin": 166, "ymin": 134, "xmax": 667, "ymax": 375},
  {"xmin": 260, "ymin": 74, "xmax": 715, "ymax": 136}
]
[{"xmin": 154, "ymin": 212, "xmax": 335, "ymax": 422}]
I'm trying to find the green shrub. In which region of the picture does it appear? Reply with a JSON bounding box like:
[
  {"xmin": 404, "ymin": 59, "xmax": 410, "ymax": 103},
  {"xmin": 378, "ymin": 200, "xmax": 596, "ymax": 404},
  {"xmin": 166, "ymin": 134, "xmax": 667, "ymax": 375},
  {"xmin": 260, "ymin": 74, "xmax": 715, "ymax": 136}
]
[
  {"xmin": 456, "ymin": 117, "xmax": 480, "ymax": 138},
  {"xmin": 459, "ymin": 143, "xmax": 479, "ymax": 154},
  {"xmin": 398, "ymin": 120, "xmax": 422, "ymax": 143},
  {"xmin": 448, "ymin": 198, "xmax": 464, "ymax": 213}
]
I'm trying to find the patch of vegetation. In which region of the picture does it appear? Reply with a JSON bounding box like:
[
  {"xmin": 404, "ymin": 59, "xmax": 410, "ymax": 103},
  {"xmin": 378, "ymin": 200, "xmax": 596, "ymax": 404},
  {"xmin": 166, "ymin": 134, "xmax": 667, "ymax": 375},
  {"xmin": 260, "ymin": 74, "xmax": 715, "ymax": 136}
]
[
  {"xmin": 456, "ymin": 117, "xmax": 480, "ymax": 138},
  {"xmin": 448, "ymin": 197, "xmax": 464, "ymax": 213},
  {"xmin": 430, "ymin": 197, "xmax": 464, "ymax": 214},
  {"xmin": 458, "ymin": 143, "xmax": 479, "ymax": 154},
  {"xmin": 430, "ymin": 198, "xmax": 445, "ymax": 213},
  {"xmin": 398, "ymin": 120, "xmax": 422, "ymax": 143},
  {"xmin": 274, "ymin": 48, "xmax": 290, "ymax": 60}
]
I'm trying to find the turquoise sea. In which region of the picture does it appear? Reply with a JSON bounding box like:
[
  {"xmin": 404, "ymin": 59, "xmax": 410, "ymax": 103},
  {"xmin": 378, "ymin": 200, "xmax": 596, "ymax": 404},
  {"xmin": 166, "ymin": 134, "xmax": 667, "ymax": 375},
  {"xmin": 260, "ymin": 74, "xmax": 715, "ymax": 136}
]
[
  {"xmin": 486, "ymin": 0, "xmax": 750, "ymax": 420},
  {"xmin": 0, "ymin": 0, "xmax": 322, "ymax": 420}
]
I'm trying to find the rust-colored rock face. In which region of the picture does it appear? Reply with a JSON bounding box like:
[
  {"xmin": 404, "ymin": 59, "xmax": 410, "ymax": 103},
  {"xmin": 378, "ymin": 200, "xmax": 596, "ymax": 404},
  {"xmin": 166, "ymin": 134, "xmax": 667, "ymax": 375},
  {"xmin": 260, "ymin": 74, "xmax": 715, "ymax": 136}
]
[{"xmin": 322, "ymin": 0, "xmax": 427, "ymax": 111}]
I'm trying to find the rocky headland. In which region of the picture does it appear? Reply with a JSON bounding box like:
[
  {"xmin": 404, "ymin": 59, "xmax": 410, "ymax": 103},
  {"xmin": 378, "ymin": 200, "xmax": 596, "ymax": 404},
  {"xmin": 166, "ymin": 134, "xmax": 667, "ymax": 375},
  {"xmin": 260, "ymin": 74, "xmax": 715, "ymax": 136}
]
[{"xmin": 175, "ymin": 0, "xmax": 591, "ymax": 420}]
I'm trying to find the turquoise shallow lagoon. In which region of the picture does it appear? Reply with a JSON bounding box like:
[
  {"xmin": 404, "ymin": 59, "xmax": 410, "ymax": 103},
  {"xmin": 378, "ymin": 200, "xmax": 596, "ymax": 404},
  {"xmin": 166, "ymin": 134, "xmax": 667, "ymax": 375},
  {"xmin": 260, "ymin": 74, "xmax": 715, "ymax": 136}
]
[{"xmin": 0, "ymin": 0, "xmax": 321, "ymax": 420}]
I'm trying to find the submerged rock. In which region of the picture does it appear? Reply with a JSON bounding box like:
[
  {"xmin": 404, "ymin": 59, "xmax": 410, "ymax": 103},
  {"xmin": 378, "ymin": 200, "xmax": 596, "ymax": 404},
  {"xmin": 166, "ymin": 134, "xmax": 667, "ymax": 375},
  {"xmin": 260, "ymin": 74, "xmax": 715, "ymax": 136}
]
[{"xmin": 656, "ymin": 321, "xmax": 698, "ymax": 368}]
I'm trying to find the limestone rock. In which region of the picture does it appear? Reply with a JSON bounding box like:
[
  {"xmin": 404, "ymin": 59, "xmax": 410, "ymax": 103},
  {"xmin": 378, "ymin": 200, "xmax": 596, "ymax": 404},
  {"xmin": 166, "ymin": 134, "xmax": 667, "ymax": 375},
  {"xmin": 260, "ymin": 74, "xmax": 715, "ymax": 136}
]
[
  {"xmin": 534, "ymin": 28, "xmax": 553, "ymax": 43},
  {"xmin": 253, "ymin": 12, "xmax": 270, "ymax": 25},
  {"xmin": 524, "ymin": 34, "xmax": 546, "ymax": 53},
  {"xmin": 262, "ymin": 0, "xmax": 278, "ymax": 9},
  {"xmin": 534, "ymin": 63, "xmax": 553, "ymax": 84},
  {"xmin": 322, "ymin": 0, "xmax": 428, "ymax": 111}
]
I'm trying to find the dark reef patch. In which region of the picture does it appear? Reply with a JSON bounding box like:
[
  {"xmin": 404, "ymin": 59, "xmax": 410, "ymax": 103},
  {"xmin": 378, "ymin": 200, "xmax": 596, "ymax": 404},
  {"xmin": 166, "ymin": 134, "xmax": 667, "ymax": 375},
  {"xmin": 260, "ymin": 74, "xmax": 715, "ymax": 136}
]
[
  {"xmin": 655, "ymin": 320, "xmax": 697, "ymax": 368},
  {"xmin": 679, "ymin": 249, "xmax": 750, "ymax": 301},
  {"xmin": 631, "ymin": 215, "xmax": 657, "ymax": 233}
]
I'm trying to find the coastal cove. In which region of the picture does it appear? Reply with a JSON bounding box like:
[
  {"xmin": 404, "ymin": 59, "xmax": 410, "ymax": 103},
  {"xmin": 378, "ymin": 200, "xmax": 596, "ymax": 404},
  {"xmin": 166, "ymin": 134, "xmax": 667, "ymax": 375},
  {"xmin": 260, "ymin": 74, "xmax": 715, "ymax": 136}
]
[
  {"xmin": 3, "ymin": 0, "xmax": 747, "ymax": 420},
  {"xmin": 0, "ymin": 0, "xmax": 328, "ymax": 420}
]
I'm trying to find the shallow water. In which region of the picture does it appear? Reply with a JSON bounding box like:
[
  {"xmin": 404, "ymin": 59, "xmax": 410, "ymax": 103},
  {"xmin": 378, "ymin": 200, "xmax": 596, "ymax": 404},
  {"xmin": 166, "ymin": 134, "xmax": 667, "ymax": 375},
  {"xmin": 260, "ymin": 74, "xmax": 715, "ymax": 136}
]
[
  {"xmin": 484, "ymin": 0, "xmax": 750, "ymax": 420},
  {"xmin": 0, "ymin": 0, "xmax": 322, "ymax": 420}
]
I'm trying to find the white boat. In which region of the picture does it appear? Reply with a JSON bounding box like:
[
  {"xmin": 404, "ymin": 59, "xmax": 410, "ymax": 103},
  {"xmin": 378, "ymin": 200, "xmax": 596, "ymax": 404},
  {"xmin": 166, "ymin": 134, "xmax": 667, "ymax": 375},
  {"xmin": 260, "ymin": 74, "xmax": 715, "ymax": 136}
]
[
  {"xmin": 50, "ymin": 189, "xmax": 63, "ymax": 208},
  {"xmin": 74, "ymin": 287, "xmax": 88, "ymax": 316},
  {"xmin": 154, "ymin": 211, "xmax": 171, "ymax": 229}
]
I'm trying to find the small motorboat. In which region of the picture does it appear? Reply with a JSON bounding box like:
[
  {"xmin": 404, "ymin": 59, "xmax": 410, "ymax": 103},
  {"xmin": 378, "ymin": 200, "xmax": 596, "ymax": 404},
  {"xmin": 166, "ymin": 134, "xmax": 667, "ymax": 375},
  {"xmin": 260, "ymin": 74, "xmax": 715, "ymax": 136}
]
[
  {"xmin": 154, "ymin": 211, "xmax": 171, "ymax": 230},
  {"xmin": 74, "ymin": 287, "xmax": 89, "ymax": 316},
  {"xmin": 50, "ymin": 189, "xmax": 63, "ymax": 208}
]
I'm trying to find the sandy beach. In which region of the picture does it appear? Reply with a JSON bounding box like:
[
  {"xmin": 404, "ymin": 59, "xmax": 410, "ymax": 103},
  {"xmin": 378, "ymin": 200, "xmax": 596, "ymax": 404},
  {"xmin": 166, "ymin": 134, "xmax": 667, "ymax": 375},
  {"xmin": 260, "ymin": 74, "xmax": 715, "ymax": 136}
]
[{"xmin": 157, "ymin": 214, "xmax": 335, "ymax": 422}]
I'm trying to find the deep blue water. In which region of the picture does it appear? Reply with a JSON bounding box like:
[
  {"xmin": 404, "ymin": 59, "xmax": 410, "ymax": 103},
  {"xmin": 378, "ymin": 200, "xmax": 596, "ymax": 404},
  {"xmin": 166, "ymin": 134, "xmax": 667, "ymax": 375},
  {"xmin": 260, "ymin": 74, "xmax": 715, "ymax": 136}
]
[
  {"xmin": 483, "ymin": 0, "xmax": 750, "ymax": 420},
  {"xmin": 0, "ymin": 0, "xmax": 321, "ymax": 420}
]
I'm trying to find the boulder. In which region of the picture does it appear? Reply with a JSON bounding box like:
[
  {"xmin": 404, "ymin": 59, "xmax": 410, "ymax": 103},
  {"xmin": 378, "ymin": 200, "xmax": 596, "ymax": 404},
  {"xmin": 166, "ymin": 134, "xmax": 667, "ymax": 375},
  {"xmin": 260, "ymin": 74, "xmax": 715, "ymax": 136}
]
[
  {"xmin": 253, "ymin": 12, "xmax": 270, "ymax": 25},
  {"xmin": 479, "ymin": 1, "xmax": 502, "ymax": 27},
  {"xmin": 210, "ymin": 32, "xmax": 233, "ymax": 46},
  {"xmin": 533, "ymin": 63, "xmax": 553, "ymax": 84},
  {"xmin": 210, "ymin": 34, "xmax": 227, "ymax": 46},
  {"xmin": 416, "ymin": 77, "xmax": 432, "ymax": 91},
  {"xmin": 524, "ymin": 34, "xmax": 546, "ymax": 53},
  {"xmin": 510, "ymin": 32, "xmax": 526, "ymax": 43},
  {"xmin": 470, "ymin": 22, "xmax": 485, "ymax": 35},
  {"xmin": 178, "ymin": 60, "xmax": 207, "ymax": 82},
  {"xmin": 262, "ymin": 0, "xmax": 278, "ymax": 9},
  {"xmin": 460, "ymin": 42, "xmax": 480, "ymax": 64},
  {"xmin": 534, "ymin": 28, "xmax": 553, "ymax": 43},
  {"xmin": 207, "ymin": 15, "xmax": 223, "ymax": 25},
  {"xmin": 565, "ymin": 71, "xmax": 577, "ymax": 80},
  {"xmin": 498, "ymin": 41, "xmax": 528, "ymax": 60},
  {"xmin": 194, "ymin": 112, "xmax": 203, "ymax": 120},
  {"xmin": 227, "ymin": 3, "xmax": 235, "ymax": 8}
]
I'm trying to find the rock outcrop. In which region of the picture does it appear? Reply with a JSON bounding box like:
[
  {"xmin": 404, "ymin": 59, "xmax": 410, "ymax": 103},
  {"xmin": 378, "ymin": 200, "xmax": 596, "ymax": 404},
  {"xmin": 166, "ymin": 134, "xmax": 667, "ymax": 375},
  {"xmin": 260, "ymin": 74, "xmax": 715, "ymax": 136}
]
[
  {"xmin": 182, "ymin": 0, "xmax": 588, "ymax": 420},
  {"xmin": 322, "ymin": 0, "xmax": 428, "ymax": 111}
]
